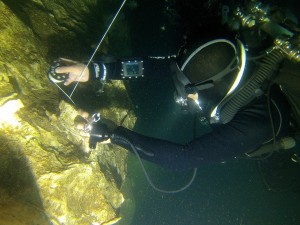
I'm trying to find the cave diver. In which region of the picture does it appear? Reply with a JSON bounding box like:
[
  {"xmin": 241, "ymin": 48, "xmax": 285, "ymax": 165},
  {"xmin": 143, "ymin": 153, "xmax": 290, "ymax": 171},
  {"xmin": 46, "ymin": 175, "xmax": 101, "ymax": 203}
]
[{"xmin": 49, "ymin": 0, "xmax": 300, "ymax": 192}]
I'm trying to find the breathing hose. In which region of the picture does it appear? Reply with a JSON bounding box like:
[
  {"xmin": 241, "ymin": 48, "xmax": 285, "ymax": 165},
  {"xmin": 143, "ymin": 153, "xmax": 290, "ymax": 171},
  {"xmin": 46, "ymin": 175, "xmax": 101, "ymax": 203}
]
[
  {"xmin": 112, "ymin": 135, "xmax": 197, "ymax": 194},
  {"xmin": 219, "ymin": 49, "xmax": 285, "ymax": 124}
]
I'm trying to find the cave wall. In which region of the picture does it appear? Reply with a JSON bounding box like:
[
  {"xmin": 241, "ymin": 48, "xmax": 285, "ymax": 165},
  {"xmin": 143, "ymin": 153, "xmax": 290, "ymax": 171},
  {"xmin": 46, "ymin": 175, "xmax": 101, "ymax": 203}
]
[{"xmin": 0, "ymin": 1, "xmax": 135, "ymax": 224}]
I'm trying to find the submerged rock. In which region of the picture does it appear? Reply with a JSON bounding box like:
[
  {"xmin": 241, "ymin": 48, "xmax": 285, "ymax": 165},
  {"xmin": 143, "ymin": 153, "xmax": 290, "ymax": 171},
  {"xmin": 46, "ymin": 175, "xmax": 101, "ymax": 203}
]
[{"xmin": 0, "ymin": 1, "xmax": 135, "ymax": 224}]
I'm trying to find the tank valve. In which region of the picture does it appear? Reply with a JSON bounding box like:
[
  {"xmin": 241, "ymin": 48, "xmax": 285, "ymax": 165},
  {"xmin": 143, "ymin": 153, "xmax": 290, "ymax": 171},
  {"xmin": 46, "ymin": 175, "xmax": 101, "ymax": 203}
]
[{"xmin": 274, "ymin": 36, "xmax": 300, "ymax": 62}]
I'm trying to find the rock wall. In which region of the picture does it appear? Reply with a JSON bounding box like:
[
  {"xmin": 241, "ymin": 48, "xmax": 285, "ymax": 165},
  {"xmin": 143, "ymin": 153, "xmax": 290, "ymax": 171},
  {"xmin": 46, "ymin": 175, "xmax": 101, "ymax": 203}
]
[{"xmin": 0, "ymin": 1, "xmax": 135, "ymax": 224}]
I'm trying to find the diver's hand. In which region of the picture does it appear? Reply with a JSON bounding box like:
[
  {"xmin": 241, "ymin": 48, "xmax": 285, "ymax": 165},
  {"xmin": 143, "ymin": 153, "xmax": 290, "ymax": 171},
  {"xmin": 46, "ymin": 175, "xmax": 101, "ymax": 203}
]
[
  {"xmin": 187, "ymin": 93, "xmax": 198, "ymax": 102},
  {"xmin": 55, "ymin": 58, "xmax": 90, "ymax": 86},
  {"xmin": 75, "ymin": 110, "xmax": 112, "ymax": 145}
]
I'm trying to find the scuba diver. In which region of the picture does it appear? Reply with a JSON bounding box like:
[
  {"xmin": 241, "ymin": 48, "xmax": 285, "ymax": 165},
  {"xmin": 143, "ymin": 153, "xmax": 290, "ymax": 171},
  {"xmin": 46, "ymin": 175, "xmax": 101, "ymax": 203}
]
[
  {"xmin": 51, "ymin": 38, "xmax": 292, "ymax": 170},
  {"xmin": 49, "ymin": 1, "xmax": 300, "ymax": 191}
]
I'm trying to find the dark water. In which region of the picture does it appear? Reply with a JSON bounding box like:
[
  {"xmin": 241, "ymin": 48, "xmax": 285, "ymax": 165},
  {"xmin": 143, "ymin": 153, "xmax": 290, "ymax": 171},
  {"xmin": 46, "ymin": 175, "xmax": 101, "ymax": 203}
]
[
  {"xmin": 126, "ymin": 157, "xmax": 300, "ymax": 225},
  {"xmin": 117, "ymin": 0, "xmax": 300, "ymax": 224}
]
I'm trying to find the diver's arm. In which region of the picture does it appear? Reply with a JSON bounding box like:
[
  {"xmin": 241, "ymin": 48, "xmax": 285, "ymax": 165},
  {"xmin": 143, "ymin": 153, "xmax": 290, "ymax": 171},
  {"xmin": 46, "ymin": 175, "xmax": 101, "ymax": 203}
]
[
  {"xmin": 55, "ymin": 56, "xmax": 175, "ymax": 86},
  {"xmin": 110, "ymin": 118, "xmax": 267, "ymax": 171},
  {"xmin": 110, "ymin": 113, "xmax": 270, "ymax": 170},
  {"xmin": 89, "ymin": 56, "xmax": 175, "ymax": 81},
  {"xmin": 110, "ymin": 93, "xmax": 290, "ymax": 170}
]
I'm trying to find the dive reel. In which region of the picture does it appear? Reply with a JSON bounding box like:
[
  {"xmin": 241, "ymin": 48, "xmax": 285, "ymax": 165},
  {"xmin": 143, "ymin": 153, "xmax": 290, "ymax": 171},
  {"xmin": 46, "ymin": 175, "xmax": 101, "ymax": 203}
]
[{"xmin": 48, "ymin": 59, "xmax": 69, "ymax": 83}]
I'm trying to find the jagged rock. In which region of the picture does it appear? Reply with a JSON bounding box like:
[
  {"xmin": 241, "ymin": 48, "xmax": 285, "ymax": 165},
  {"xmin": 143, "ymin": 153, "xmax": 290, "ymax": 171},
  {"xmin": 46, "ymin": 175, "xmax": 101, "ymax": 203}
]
[{"xmin": 0, "ymin": 1, "xmax": 135, "ymax": 224}]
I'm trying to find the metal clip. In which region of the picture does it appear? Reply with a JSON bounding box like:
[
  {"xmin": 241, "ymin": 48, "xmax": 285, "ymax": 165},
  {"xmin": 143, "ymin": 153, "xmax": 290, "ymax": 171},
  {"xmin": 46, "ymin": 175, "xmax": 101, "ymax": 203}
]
[{"xmin": 84, "ymin": 113, "xmax": 101, "ymax": 133}]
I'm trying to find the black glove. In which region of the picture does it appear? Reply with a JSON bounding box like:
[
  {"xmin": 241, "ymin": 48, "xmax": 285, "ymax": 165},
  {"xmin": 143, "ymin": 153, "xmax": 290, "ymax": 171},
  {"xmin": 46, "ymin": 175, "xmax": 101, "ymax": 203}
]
[{"xmin": 89, "ymin": 122, "xmax": 112, "ymax": 149}]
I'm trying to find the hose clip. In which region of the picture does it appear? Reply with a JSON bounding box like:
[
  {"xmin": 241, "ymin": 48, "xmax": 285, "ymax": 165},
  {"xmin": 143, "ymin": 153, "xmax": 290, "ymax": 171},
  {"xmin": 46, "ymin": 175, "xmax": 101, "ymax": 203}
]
[{"xmin": 84, "ymin": 113, "xmax": 101, "ymax": 133}]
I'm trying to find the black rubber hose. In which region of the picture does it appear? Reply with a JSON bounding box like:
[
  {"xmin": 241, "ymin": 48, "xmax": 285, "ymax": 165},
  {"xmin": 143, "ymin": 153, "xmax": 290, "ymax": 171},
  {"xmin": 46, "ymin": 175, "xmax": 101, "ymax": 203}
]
[{"xmin": 219, "ymin": 49, "xmax": 285, "ymax": 124}]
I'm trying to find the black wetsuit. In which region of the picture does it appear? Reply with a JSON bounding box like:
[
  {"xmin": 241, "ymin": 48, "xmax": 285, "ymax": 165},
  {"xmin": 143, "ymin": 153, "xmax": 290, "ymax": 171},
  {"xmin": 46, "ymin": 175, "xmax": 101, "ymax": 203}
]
[
  {"xmin": 111, "ymin": 86, "xmax": 291, "ymax": 170},
  {"xmin": 91, "ymin": 57, "xmax": 292, "ymax": 170}
]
